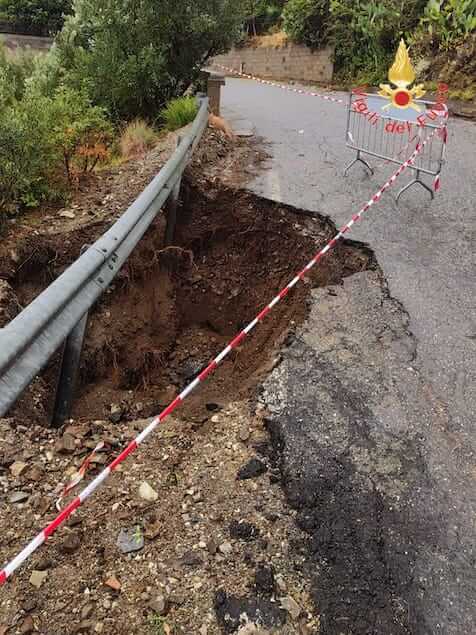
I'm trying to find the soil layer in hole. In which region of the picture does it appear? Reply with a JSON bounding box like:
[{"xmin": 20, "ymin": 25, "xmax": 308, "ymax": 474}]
[{"xmin": 66, "ymin": 179, "xmax": 375, "ymax": 425}]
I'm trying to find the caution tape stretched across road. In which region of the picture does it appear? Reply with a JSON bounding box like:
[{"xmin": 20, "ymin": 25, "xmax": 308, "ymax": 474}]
[
  {"xmin": 0, "ymin": 128, "xmax": 437, "ymax": 588},
  {"xmin": 213, "ymin": 63, "xmax": 347, "ymax": 106}
]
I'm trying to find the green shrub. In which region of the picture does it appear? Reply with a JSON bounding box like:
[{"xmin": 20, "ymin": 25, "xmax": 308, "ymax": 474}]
[
  {"xmin": 47, "ymin": 87, "xmax": 114, "ymax": 183},
  {"xmin": 0, "ymin": 0, "xmax": 72, "ymax": 36},
  {"xmin": 329, "ymin": 0, "xmax": 427, "ymax": 84},
  {"xmin": 0, "ymin": 86, "xmax": 113, "ymax": 215},
  {"xmin": 161, "ymin": 97, "xmax": 199, "ymax": 131},
  {"xmin": 0, "ymin": 97, "xmax": 57, "ymax": 214},
  {"xmin": 420, "ymin": 0, "xmax": 476, "ymax": 51},
  {"xmin": 0, "ymin": 43, "xmax": 36, "ymax": 107},
  {"xmin": 120, "ymin": 119, "xmax": 157, "ymax": 158},
  {"xmin": 57, "ymin": 0, "xmax": 245, "ymax": 121},
  {"xmin": 282, "ymin": 0, "xmax": 330, "ymax": 49}
]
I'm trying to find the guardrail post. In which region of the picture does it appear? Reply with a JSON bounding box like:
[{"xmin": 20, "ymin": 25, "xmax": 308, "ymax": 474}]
[
  {"xmin": 207, "ymin": 72, "xmax": 226, "ymax": 116},
  {"xmin": 165, "ymin": 135, "xmax": 182, "ymax": 246},
  {"xmin": 51, "ymin": 310, "xmax": 89, "ymax": 427}
]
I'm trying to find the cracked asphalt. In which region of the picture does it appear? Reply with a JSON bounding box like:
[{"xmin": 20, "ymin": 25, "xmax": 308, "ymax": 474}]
[{"xmin": 222, "ymin": 78, "xmax": 476, "ymax": 633}]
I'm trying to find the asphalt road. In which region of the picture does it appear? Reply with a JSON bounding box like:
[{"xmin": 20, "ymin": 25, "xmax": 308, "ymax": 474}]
[{"xmin": 222, "ymin": 78, "xmax": 476, "ymax": 634}]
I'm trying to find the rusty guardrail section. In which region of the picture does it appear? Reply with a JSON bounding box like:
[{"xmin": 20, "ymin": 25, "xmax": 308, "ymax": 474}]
[{"xmin": 0, "ymin": 97, "xmax": 209, "ymax": 424}]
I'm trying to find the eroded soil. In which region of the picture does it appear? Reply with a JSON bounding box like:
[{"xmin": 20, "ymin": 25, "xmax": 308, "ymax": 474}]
[{"xmin": 0, "ymin": 128, "xmax": 377, "ymax": 634}]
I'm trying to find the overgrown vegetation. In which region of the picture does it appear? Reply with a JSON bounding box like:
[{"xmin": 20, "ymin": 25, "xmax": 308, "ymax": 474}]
[
  {"xmin": 161, "ymin": 97, "xmax": 199, "ymax": 132},
  {"xmin": 277, "ymin": 0, "xmax": 476, "ymax": 83},
  {"xmin": 0, "ymin": 0, "xmax": 72, "ymax": 36},
  {"xmin": 0, "ymin": 0, "xmax": 246, "ymax": 219},
  {"xmin": 120, "ymin": 120, "xmax": 158, "ymax": 159}
]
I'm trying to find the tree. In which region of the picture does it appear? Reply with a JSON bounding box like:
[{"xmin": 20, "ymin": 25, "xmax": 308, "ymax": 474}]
[
  {"xmin": 57, "ymin": 0, "xmax": 245, "ymax": 121},
  {"xmin": 282, "ymin": 0, "xmax": 330, "ymax": 49},
  {"xmin": 0, "ymin": 0, "xmax": 72, "ymax": 35}
]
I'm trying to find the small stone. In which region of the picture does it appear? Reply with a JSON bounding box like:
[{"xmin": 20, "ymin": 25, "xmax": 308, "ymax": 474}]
[
  {"xmin": 275, "ymin": 574, "xmax": 287, "ymax": 593},
  {"xmin": 280, "ymin": 596, "xmax": 301, "ymax": 620},
  {"xmin": 10, "ymin": 461, "xmax": 28, "ymax": 477},
  {"xmin": 104, "ymin": 576, "xmax": 121, "ymax": 592},
  {"xmin": 211, "ymin": 414, "xmax": 220, "ymax": 423},
  {"xmin": 76, "ymin": 620, "xmax": 94, "ymax": 632},
  {"xmin": 219, "ymin": 542, "xmax": 233, "ymax": 556},
  {"xmin": 109, "ymin": 404, "xmax": 123, "ymax": 423},
  {"xmin": 238, "ymin": 425, "xmax": 250, "ymax": 442},
  {"xmin": 81, "ymin": 604, "xmax": 94, "ymax": 620},
  {"xmin": 9, "ymin": 490, "xmax": 29, "ymax": 503},
  {"xmin": 25, "ymin": 465, "xmax": 44, "ymax": 482},
  {"xmin": 181, "ymin": 551, "xmax": 202, "ymax": 567},
  {"xmin": 59, "ymin": 210, "xmax": 76, "ymax": 219},
  {"xmin": 229, "ymin": 520, "xmax": 260, "ymax": 542},
  {"xmin": 20, "ymin": 616, "xmax": 34, "ymax": 634},
  {"xmin": 117, "ymin": 526, "xmax": 144, "ymax": 554},
  {"xmin": 60, "ymin": 532, "xmax": 82, "ymax": 554},
  {"xmin": 207, "ymin": 540, "xmax": 218, "ymax": 555},
  {"xmin": 94, "ymin": 624, "xmax": 104, "ymax": 633},
  {"xmin": 139, "ymin": 481, "xmax": 158, "ymax": 502},
  {"xmin": 205, "ymin": 403, "xmax": 221, "ymax": 412},
  {"xmin": 148, "ymin": 594, "xmax": 168, "ymax": 615},
  {"xmin": 23, "ymin": 598, "xmax": 37, "ymax": 612},
  {"xmin": 61, "ymin": 433, "xmax": 76, "ymax": 453},
  {"xmin": 199, "ymin": 625, "xmax": 208, "ymax": 635},
  {"xmin": 29, "ymin": 569, "xmax": 48, "ymax": 588},
  {"xmin": 36, "ymin": 557, "xmax": 53, "ymax": 571},
  {"xmin": 237, "ymin": 458, "xmax": 267, "ymax": 480}
]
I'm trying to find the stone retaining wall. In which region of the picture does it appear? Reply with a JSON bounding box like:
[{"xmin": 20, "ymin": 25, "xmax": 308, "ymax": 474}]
[
  {"xmin": 0, "ymin": 33, "xmax": 53, "ymax": 56},
  {"xmin": 212, "ymin": 42, "xmax": 334, "ymax": 83}
]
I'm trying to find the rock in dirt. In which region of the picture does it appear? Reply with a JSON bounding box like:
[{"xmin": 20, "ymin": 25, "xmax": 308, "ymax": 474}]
[
  {"xmin": 181, "ymin": 550, "xmax": 203, "ymax": 567},
  {"xmin": 10, "ymin": 460, "xmax": 28, "ymax": 477},
  {"xmin": 148, "ymin": 594, "xmax": 168, "ymax": 615},
  {"xmin": 219, "ymin": 542, "xmax": 234, "ymax": 556},
  {"xmin": 237, "ymin": 458, "xmax": 267, "ymax": 480},
  {"xmin": 117, "ymin": 526, "xmax": 144, "ymax": 554},
  {"xmin": 280, "ymin": 596, "xmax": 302, "ymax": 621},
  {"xmin": 81, "ymin": 604, "xmax": 94, "ymax": 620},
  {"xmin": 109, "ymin": 403, "xmax": 123, "ymax": 423},
  {"xmin": 60, "ymin": 532, "xmax": 82, "ymax": 554},
  {"xmin": 8, "ymin": 490, "xmax": 29, "ymax": 504},
  {"xmin": 29, "ymin": 569, "xmax": 48, "ymax": 589},
  {"xmin": 104, "ymin": 576, "xmax": 121, "ymax": 592},
  {"xmin": 59, "ymin": 433, "xmax": 76, "ymax": 453},
  {"xmin": 238, "ymin": 425, "xmax": 251, "ymax": 442},
  {"xmin": 139, "ymin": 481, "xmax": 158, "ymax": 502},
  {"xmin": 20, "ymin": 616, "xmax": 34, "ymax": 634},
  {"xmin": 229, "ymin": 520, "xmax": 260, "ymax": 542},
  {"xmin": 25, "ymin": 465, "xmax": 44, "ymax": 482},
  {"xmin": 254, "ymin": 565, "xmax": 275, "ymax": 596},
  {"xmin": 214, "ymin": 590, "xmax": 286, "ymax": 633},
  {"xmin": 59, "ymin": 210, "xmax": 76, "ymax": 219}
]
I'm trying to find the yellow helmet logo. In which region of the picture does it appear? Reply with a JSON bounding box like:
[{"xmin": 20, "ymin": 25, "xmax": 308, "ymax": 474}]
[{"xmin": 379, "ymin": 40, "xmax": 426, "ymax": 111}]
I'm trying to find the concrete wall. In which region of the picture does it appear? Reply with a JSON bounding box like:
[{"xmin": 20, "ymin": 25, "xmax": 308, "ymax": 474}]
[
  {"xmin": 0, "ymin": 33, "xmax": 53, "ymax": 57},
  {"xmin": 212, "ymin": 42, "xmax": 334, "ymax": 84}
]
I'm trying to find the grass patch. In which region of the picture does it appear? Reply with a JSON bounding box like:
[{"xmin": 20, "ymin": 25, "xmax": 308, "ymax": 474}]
[
  {"xmin": 119, "ymin": 119, "xmax": 158, "ymax": 159},
  {"xmin": 161, "ymin": 96, "xmax": 198, "ymax": 131}
]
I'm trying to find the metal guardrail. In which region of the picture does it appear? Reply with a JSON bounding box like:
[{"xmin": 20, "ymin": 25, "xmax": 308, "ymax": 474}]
[{"xmin": 0, "ymin": 97, "xmax": 209, "ymax": 423}]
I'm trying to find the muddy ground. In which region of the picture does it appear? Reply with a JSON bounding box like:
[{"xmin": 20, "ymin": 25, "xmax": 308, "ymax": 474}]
[{"xmin": 0, "ymin": 127, "xmax": 378, "ymax": 634}]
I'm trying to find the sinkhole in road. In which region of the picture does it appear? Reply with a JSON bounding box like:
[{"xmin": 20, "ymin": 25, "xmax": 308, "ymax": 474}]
[
  {"xmin": 8, "ymin": 179, "xmax": 376, "ymax": 425},
  {"xmin": 71, "ymin": 181, "xmax": 376, "ymax": 423}
]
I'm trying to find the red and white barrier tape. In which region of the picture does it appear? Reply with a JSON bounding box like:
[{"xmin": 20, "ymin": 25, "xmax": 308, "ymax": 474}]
[
  {"xmin": 0, "ymin": 128, "xmax": 438, "ymax": 588},
  {"xmin": 213, "ymin": 63, "xmax": 347, "ymax": 106}
]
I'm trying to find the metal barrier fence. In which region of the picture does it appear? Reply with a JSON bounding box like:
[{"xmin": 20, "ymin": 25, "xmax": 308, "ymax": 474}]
[
  {"xmin": 0, "ymin": 97, "xmax": 209, "ymax": 424},
  {"xmin": 344, "ymin": 91, "xmax": 448, "ymax": 202}
]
